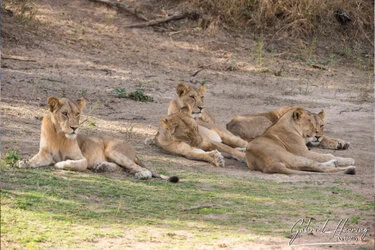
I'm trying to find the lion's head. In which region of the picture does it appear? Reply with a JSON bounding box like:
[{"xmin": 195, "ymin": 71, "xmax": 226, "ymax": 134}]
[
  {"xmin": 160, "ymin": 106, "xmax": 203, "ymax": 147},
  {"xmin": 175, "ymin": 83, "xmax": 206, "ymax": 119},
  {"xmin": 293, "ymin": 108, "xmax": 325, "ymax": 146},
  {"xmin": 47, "ymin": 96, "xmax": 86, "ymax": 139}
]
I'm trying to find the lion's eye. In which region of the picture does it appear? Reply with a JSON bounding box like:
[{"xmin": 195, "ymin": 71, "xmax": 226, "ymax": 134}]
[
  {"xmin": 76, "ymin": 113, "xmax": 80, "ymax": 117},
  {"xmin": 62, "ymin": 112, "xmax": 68, "ymax": 117},
  {"xmin": 190, "ymin": 95, "xmax": 195, "ymax": 99}
]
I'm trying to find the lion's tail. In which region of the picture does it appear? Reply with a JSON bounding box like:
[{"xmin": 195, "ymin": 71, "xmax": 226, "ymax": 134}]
[{"xmin": 135, "ymin": 156, "xmax": 179, "ymax": 183}]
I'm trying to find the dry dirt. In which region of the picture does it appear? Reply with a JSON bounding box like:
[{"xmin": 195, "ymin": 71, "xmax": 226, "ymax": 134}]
[{"xmin": 1, "ymin": 0, "xmax": 374, "ymax": 249}]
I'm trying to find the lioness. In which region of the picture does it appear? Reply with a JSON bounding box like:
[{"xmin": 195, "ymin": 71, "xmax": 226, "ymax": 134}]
[
  {"xmin": 19, "ymin": 96, "xmax": 178, "ymax": 182},
  {"xmin": 168, "ymin": 83, "xmax": 248, "ymax": 149},
  {"xmin": 155, "ymin": 106, "xmax": 246, "ymax": 167},
  {"xmin": 227, "ymin": 106, "xmax": 350, "ymax": 150},
  {"xmin": 245, "ymin": 107, "xmax": 356, "ymax": 174}
]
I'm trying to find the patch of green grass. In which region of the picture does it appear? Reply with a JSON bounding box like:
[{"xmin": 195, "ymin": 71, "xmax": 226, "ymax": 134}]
[
  {"xmin": 0, "ymin": 165, "xmax": 373, "ymax": 248},
  {"xmin": 350, "ymin": 215, "xmax": 360, "ymax": 224},
  {"xmin": 88, "ymin": 121, "xmax": 96, "ymax": 127},
  {"xmin": 113, "ymin": 87, "xmax": 127, "ymax": 98},
  {"xmin": 113, "ymin": 87, "xmax": 153, "ymax": 102},
  {"xmin": 4, "ymin": 149, "xmax": 20, "ymax": 168},
  {"xmin": 128, "ymin": 88, "xmax": 154, "ymax": 102}
]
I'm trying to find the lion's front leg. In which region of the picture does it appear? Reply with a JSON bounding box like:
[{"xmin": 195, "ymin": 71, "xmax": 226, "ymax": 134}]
[
  {"xmin": 318, "ymin": 136, "xmax": 350, "ymax": 150},
  {"xmin": 284, "ymin": 155, "xmax": 355, "ymax": 174},
  {"xmin": 187, "ymin": 148, "xmax": 225, "ymax": 167},
  {"xmin": 54, "ymin": 158, "xmax": 88, "ymax": 171},
  {"xmin": 299, "ymin": 150, "xmax": 355, "ymax": 166},
  {"xmin": 19, "ymin": 150, "xmax": 53, "ymax": 169},
  {"xmin": 213, "ymin": 127, "xmax": 248, "ymax": 148}
]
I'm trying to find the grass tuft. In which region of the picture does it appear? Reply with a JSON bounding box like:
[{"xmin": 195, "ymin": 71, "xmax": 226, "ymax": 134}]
[
  {"xmin": 4, "ymin": 149, "xmax": 20, "ymax": 168},
  {"xmin": 113, "ymin": 87, "xmax": 154, "ymax": 102}
]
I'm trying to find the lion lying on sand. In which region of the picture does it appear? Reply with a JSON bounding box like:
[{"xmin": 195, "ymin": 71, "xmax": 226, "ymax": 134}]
[
  {"xmin": 227, "ymin": 106, "xmax": 350, "ymax": 150},
  {"xmin": 155, "ymin": 106, "xmax": 246, "ymax": 167},
  {"xmin": 245, "ymin": 107, "xmax": 356, "ymax": 175},
  {"xmin": 19, "ymin": 96, "xmax": 178, "ymax": 182},
  {"xmin": 168, "ymin": 83, "xmax": 248, "ymax": 149}
]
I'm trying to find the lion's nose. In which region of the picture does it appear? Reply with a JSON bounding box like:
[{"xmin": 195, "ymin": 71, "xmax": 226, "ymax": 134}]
[
  {"xmin": 198, "ymin": 106, "xmax": 203, "ymax": 111},
  {"xmin": 71, "ymin": 126, "xmax": 78, "ymax": 132}
]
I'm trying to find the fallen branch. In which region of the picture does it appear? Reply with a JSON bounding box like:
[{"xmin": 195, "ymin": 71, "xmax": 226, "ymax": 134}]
[
  {"xmin": 40, "ymin": 78, "xmax": 65, "ymax": 83},
  {"xmin": 182, "ymin": 204, "xmax": 220, "ymax": 211},
  {"xmin": 89, "ymin": 0, "xmax": 148, "ymax": 21},
  {"xmin": 126, "ymin": 12, "xmax": 187, "ymax": 28},
  {"xmin": 1, "ymin": 56, "xmax": 36, "ymax": 62},
  {"xmin": 339, "ymin": 107, "xmax": 363, "ymax": 114},
  {"xmin": 191, "ymin": 63, "xmax": 215, "ymax": 77},
  {"xmin": 191, "ymin": 68, "xmax": 204, "ymax": 77},
  {"xmin": 311, "ymin": 64, "xmax": 328, "ymax": 70}
]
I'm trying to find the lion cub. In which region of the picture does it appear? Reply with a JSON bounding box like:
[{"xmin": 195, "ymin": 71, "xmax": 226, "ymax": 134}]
[
  {"xmin": 245, "ymin": 107, "xmax": 356, "ymax": 175},
  {"xmin": 155, "ymin": 106, "xmax": 246, "ymax": 167},
  {"xmin": 19, "ymin": 96, "xmax": 178, "ymax": 182}
]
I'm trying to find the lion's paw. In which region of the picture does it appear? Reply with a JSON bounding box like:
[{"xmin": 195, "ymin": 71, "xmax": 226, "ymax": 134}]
[
  {"xmin": 18, "ymin": 160, "xmax": 30, "ymax": 169},
  {"xmin": 134, "ymin": 170, "xmax": 152, "ymax": 180},
  {"xmin": 210, "ymin": 150, "xmax": 225, "ymax": 167},
  {"xmin": 93, "ymin": 162, "xmax": 119, "ymax": 172},
  {"xmin": 336, "ymin": 140, "xmax": 350, "ymax": 150},
  {"xmin": 235, "ymin": 147, "xmax": 247, "ymax": 152},
  {"xmin": 335, "ymin": 157, "xmax": 355, "ymax": 166},
  {"xmin": 54, "ymin": 161, "xmax": 66, "ymax": 169}
]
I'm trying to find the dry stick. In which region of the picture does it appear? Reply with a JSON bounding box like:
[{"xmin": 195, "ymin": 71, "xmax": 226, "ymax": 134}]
[
  {"xmin": 88, "ymin": 0, "xmax": 148, "ymax": 21},
  {"xmin": 1, "ymin": 56, "xmax": 36, "ymax": 62},
  {"xmin": 191, "ymin": 62, "xmax": 216, "ymax": 77},
  {"xmin": 40, "ymin": 78, "xmax": 65, "ymax": 83},
  {"xmin": 339, "ymin": 107, "xmax": 363, "ymax": 114},
  {"xmin": 311, "ymin": 64, "xmax": 327, "ymax": 70},
  {"xmin": 126, "ymin": 12, "xmax": 187, "ymax": 28}
]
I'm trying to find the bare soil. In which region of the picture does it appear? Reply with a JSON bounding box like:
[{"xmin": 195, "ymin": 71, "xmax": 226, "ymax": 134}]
[{"xmin": 1, "ymin": 0, "xmax": 374, "ymax": 249}]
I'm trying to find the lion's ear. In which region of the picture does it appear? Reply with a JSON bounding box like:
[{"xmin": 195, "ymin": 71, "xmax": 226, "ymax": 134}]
[
  {"xmin": 293, "ymin": 108, "xmax": 305, "ymax": 121},
  {"xmin": 176, "ymin": 83, "xmax": 189, "ymax": 97},
  {"xmin": 318, "ymin": 110, "xmax": 325, "ymax": 120},
  {"xmin": 47, "ymin": 96, "xmax": 61, "ymax": 112},
  {"xmin": 160, "ymin": 118, "xmax": 169, "ymax": 128},
  {"xmin": 199, "ymin": 85, "xmax": 206, "ymax": 95},
  {"xmin": 77, "ymin": 97, "xmax": 86, "ymax": 111}
]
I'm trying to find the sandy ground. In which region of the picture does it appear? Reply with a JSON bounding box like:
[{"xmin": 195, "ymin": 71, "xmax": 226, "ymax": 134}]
[{"xmin": 1, "ymin": 0, "xmax": 374, "ymax": 249}]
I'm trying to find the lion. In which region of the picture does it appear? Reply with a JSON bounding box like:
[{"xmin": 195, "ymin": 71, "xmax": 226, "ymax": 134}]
[
  {"xmin": 245, "ymin": 107, "xmax": 356, "ymax": 175},
  {"xmin": 18, "ymin": 96, "xmax": 179, "ymax": 182},
  {"xmin": 168, "ymin": 83, "xmax": 248, "ymax": 149},
  {"xmin": 227, "ymin": 106, "xmax": 350, "ymax": 150},
  {"xmin": 155, "ymin": 106, "xmax": 246, "ymax": 167},
  {"xmin": 168, "ymin": 83, "xmax": 215, "ymax": 123}
]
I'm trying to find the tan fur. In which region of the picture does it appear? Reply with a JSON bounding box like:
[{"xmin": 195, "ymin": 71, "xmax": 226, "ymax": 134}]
[
  {"xmin": 227, "ymin": 106, "xmax": 350, "ymax": 150},
  {"xmin": 168, "ymin": 83, "xmax": 215, "ymax": 123},
  {"xmin": 156, "ymin": 107, "xmax": 246, "ymax": 167},
  {"xmin": 245, "ymin": 108, "xmax": 356, "ymax": 175},
  {"xmin": 19, "ymin": 96, "xmax": 153, "ymax": 179},
  {"xmin": 168, "ymin": 83, "xmax": 248, "ymax": 149}
]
